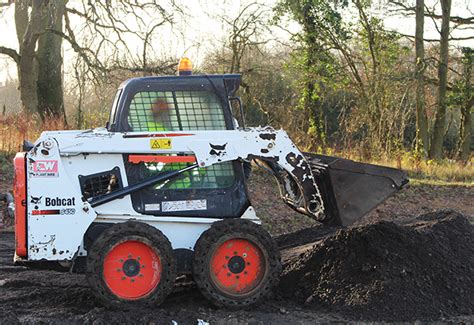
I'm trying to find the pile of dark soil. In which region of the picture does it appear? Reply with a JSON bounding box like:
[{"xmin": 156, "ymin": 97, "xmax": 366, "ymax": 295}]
[
  {"xmin": 279, "ymin": 209, "xmax": 474, "ymax": 321},
  {"xmin": 275, "ymin": 225, "xmax": 339, "ymax": 249}
]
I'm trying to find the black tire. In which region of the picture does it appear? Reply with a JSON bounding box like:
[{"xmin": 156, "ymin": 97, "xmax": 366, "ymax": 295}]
[
  {"xmin": 192, "ymin": 219, "xmax": 281, "ymax": 308},
  {"xmin": 86, "ymin": 221, "xmax": 176, "ymax": 308}
]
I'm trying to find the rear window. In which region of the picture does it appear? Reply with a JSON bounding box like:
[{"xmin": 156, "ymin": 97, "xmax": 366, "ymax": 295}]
[{"xmin": 128, "ymin": 90, "xmax": 227, "ymax": 131}]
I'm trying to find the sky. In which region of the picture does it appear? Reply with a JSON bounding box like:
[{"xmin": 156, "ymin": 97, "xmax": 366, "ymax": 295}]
[{"xmin": 0, "ymin": 0, "xmax": 473, "ymax": 85}]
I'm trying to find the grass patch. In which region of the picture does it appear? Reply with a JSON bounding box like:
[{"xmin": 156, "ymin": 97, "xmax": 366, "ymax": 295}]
[
  {"xmin": 364, "ymin": 156, "xmax": 473, "ymax": 185},
  {"xmin": 315, "ymin": 149, "xmax": 473, "ymax": 185},
  {"xmin": 409, "ymin": 178, "xmax": 473, "ymax": 187}
]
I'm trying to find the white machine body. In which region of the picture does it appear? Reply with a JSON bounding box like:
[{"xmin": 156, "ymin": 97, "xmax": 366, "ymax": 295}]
[{"xmin": 24, "ymin": 127, "xmax": 323, "ymax": 261}]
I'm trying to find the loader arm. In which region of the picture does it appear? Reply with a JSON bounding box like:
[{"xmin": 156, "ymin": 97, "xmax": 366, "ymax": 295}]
[
  {"xmin": 45, "ymin": 127, "xmax": 326, "ymax": 222},
  {"xmin": 41, "ymin": 126, "xmax": 407, "ymax": 227}
]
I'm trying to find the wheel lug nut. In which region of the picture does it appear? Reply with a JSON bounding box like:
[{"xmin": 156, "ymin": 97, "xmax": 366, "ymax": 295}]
[
  {"xmin": 234, "ymin": 251, "xmax": 238, "ymax": 255},
  {"xmin": 139, "ymin": 274, "xmax": 143, "ymax": 277},
  {"xmin": 227, "ymin": 273, "xmax": 231, "ymax": 276},
  {"xmin": 247, "ymin": 262, "xmax": 250, "ymax": 265},
  {"xmin": 119, "ymin": 259, "xmax": 124, "ymax": 263},
  {"xmin": 116, "ymin": 268, "xmax": 121, "ymax": 272},
  {"xmin": 244, "ymin": 271, "xmax": 248, "ymax": 274},
  {"xmin": 236, "ymin": 275, "xmax": 240, "ymax": 279},
  {"xmin": 225, "ymin": 256, "xmax": 229, "ymax": 259},
  {"xmin": 131, "ymin": 279, "xmax": 135, "ymax": 283},
  {"xmin": 121, "ymin": 276, "xmax": 126, "ymax": 280}
]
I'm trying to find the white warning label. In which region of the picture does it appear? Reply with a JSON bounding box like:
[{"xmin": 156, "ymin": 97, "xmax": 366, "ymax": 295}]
[
  {"xmin": 144, "ymin": 203, "xmax": 160, "ymax": 211},
  {"xmin": 162, "ymin": 199, "xmax": 207, "ymax": 212}
]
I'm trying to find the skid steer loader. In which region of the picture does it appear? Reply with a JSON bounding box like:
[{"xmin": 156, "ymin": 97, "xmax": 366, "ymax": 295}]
[{"xmin": 12, "ymin": 58, "xmax": 408, "ymax": 308}]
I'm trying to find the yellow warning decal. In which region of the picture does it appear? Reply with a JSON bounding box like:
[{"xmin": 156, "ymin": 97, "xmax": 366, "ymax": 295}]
[{"xmin": 150, "ymin": 138, "xmax": 172, "ymax": 150}]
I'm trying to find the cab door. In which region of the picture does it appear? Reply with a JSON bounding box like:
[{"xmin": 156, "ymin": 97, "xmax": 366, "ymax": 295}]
[{"xmin": 117, "ymin": 76, "xmax": 250, "ymax": 218}]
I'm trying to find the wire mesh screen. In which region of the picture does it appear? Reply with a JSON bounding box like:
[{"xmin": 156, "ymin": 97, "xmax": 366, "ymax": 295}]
[
  {"xmin": 127, "ymin": 90, "xmax": 234, "ymax": 189},
  {"xmin": 128, "ymin": 91, "xmax": 227, "ymax": 131},
  {"xmin": 80, "ymin": 168, "xmax": 122, "ymax": 200}
]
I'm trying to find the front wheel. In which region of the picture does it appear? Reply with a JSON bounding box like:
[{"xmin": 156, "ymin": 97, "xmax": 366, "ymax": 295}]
[
  {"xmin": 86, "ymin": 221, "xmax": 176, "ymax": 308},
  {"xmin": 192, "ymin": 219, "xmax": 281, "ymax": 308}
]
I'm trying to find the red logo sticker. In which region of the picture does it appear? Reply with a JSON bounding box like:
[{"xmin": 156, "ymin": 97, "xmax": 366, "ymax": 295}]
[{"xmin": 31, "ymin": 160, "xmax": 59, "ymax": 177}]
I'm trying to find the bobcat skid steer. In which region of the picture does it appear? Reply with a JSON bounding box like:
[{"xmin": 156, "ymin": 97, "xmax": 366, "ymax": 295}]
[{"xmin": 12, "ymin": 58, "xmax": 408, "ymax": 308}]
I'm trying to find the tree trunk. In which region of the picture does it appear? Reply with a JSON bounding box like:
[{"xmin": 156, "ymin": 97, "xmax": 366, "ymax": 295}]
[
  {"xmin": 302, "ymin": 4, "xmax": 326, "ymax": 149},
  {"xmin": 15, "ymin": 0, "xmax": 49, "ymax": 116},
  {"xmin": 36, "ymin": 0, "xmax": 66, "ymax": 122},
  {"xmin": 458, "ymin": 48, "xmax": 473, "ymax": 161},
  {"xmin": 18, "ymin": 52, "xmax": 39, "ymax": 116},
  {"xmin": 16, "ymin": 0, "xmax": 44, "ymax": 115},
  {"xmin": 429, "ymin": 0, "xmax": 451, "ymax": 159},
  {"xmin": 14, "ymin": 0, "xmax": 28, "ymax": 45},
  {"xmin": 415, "ymin": 0, "xmax": 429, "ymax": 157}
]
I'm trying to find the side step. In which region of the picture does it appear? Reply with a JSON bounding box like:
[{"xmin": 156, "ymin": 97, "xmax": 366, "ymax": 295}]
[{"xmin": 305, "ymin": 153, "xmax": 409, "ymax": 227}]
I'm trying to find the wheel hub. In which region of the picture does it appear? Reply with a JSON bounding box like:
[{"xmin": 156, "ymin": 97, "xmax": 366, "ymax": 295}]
[
  {"xmin": 228, "ymin": 256, "xmax": 245, "ymax": 274},
  {"xmin": 103, "ymin": 240, "xmax": 162, "ymax": 300},
  {"xmin": 122, "ymin": 258, "xmax": 141, "ymax": 277},
  {"xmin": 210, "ymin": 238, "xmax": 265, "ymax": 295}
]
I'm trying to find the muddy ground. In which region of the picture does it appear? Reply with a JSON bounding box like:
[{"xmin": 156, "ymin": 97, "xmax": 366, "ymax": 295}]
[{"xmin": 0, "ymin": 170, "xmax": 473, "ymax": 324}]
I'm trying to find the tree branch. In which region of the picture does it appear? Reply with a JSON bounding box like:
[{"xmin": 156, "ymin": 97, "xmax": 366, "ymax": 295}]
[
  {"xmin": 0, "ymin": 0, "xmax": 13, "ymax": 8},
  {"xmin": 0, "ymin": 46, "xmax": 20, "ymax": 64},
  {"xmin": 388, "ymin": 0, "xmax": 474, "ymax": 25},
  {"xmin": 392, "ymin": 31, "xmax": 474, "ymax": 42}
]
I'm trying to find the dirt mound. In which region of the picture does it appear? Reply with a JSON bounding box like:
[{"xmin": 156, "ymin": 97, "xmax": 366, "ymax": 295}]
[
  {"xmin": 279, "ymin": 209, "xmax": 474, "ymax": 321},
  {"xmin": 276, "ymin": 225, "xmax": 339, "ymax": 249}
]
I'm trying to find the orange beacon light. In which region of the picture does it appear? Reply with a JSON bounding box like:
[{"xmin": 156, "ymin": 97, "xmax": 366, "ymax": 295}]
[{"xmin": 178, "ymin": 57, "xmax": 192, "ymax": 76}]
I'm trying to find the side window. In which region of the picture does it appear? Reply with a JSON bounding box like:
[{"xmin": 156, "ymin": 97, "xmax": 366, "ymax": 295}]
[{"xmin": 126, "ymin": 90, "xmax": 234, "ymax": 190}]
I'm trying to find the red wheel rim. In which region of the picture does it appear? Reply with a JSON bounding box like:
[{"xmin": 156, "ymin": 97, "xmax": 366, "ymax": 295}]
[
  {"xmin": 210, "ymin": 238, "xmax": 265, "ymax": 295},
  {"xmin": 103, "ymin": 240, "xmax": 161, "ymax": 300}
]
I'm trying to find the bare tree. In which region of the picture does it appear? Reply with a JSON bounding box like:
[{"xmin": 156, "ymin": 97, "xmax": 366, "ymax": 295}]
[
  {"xmin": 389, "ymin": 0, "xmax": 472, "ymax": 159},
  {"xmin": 36, "ymin": 0, "xmax": 67, "ymax": 121},
  {"xmin": 70, "ymin": 56, "xmax": 88, "ymax": 128},
  {"xmin": 0, "ymin": 0, "xmax": 179, "ymax": 121},
  {"xmin": 62, "ymin": 1, "xmax": 179, "ymax": 76},
  {"xmin": 415, "ymin": 0, "xmax": 430, "ymax": 157},
  {"xmin": 8, "ymin": 0, "xmax": 47, "ymax": 115},
  {"xmin": 388, "ymin": 0, "xmax": 474, "ymax": 42},
  {"xmin": 429, "ymin": 0, "xmax": 452, "ymax": 159},
  {"xmin": 457, "ymin": 47, "xmax": 473, "ymax": 161},
  {"xmin": 204, "ymin": 1, "xmax": 272, "ymax": 74}
]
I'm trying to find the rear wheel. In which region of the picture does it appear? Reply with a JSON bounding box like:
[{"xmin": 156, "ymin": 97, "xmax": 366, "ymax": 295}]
[
  {"xmin": 192, "ymin": 219, "xmax": 281, "ymax": 308},
  {"xmin": 86, "ymin": 221, "xmax": 176, "ymax": 307}
]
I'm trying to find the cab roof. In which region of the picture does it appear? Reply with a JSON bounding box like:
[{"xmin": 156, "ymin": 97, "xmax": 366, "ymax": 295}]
[{"xmin": 119, "ymin": 74, "xmax": 242, "ymax": 97}]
